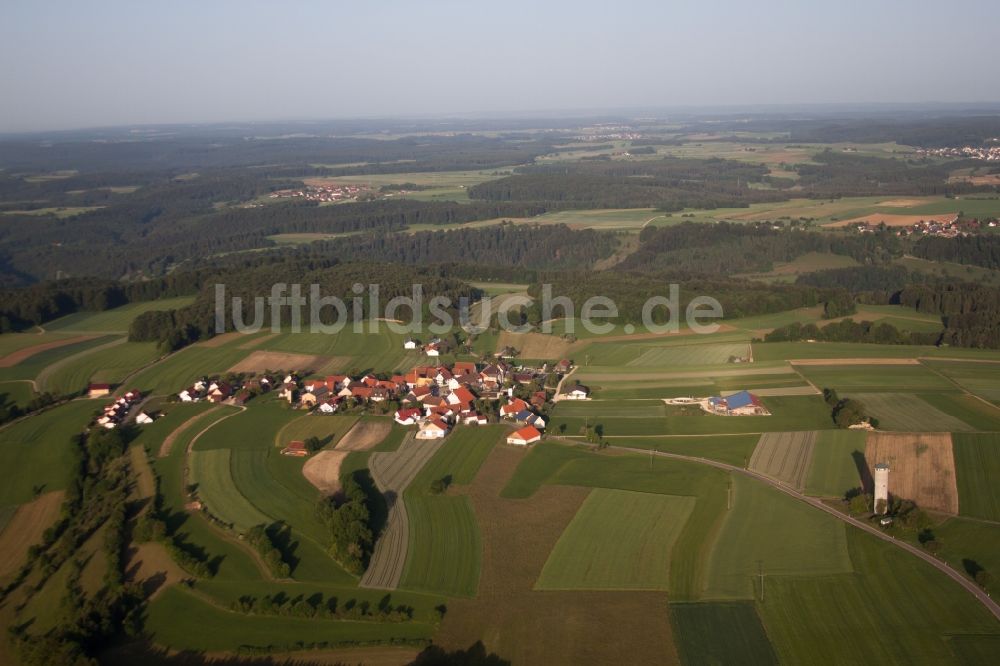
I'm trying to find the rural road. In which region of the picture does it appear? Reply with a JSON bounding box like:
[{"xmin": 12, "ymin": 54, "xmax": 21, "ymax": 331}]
[{"xmin": 613, "ymin": 444, "xmax": 1000, "ymax": 623}]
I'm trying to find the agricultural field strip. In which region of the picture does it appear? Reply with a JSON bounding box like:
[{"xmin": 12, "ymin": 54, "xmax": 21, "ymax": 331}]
[
  {"xmin": 748, "ymin": 431, "xmax": 818, "ymax": 490},
  {"xmin": 33, "ymin": 336, "xmax": 127, "ymax": 391},
  {"xmin": 610, "ymin": 443, "xmax": 1000, "ymax": 622},
  {"xmin": 360, "ymin": 434, "xmax": 445, "ymax": 590}
]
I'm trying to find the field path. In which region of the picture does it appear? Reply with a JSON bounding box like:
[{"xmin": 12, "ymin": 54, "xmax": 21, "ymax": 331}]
[
  {"xmin": 360, "ymin": 433, "xmax": 445, "ymax": 590},
  {"xmin": 609, "ymin": 443, "xmax": 1000, "ymax": 623},
  {"xmin": 158, "ymin": 406, "xmax": 224, "ymax": 457}
]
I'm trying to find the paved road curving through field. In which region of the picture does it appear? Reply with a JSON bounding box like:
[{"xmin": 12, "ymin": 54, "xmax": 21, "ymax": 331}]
[
  {"xmin": 613, "ymin": 444, "xmax": 1000, "ymax": 622},
  {"xmin": 360, "ymin": 433, "xmax": 445, "ymax": 590}
]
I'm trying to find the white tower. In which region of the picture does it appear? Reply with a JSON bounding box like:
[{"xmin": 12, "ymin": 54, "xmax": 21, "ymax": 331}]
[{"xmin": 874, "ymin": 463, "xmax": 890, "ymax": 514}]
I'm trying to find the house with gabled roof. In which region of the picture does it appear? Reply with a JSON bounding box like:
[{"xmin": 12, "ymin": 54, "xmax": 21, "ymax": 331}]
[
  {"xmin": 507, "ymin": 425, "xmax": 542, "ymax": 446},
  {"xmin": 417, "ymin": 417, "xmax": 449, "ymax": 439}
]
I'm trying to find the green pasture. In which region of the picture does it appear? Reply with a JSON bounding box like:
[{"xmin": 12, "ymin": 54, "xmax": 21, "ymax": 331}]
[
  {"xmin": 757, "ymin": 341, "xmax": 1000, "ymax": 363},
  {"xmin": 127, "ymin": 343, "xmax": 250, "ymax": 395},
  {"xmin": 536, "ymin": 489, "xmax": 695, "ymax": 590},
  {"xmin": 399, "ymin": 427, "xmax": 503, "ymax": 597},
  {"xmin": 145, "ymin": 586, "xmax": 435, "ymax": 653},
  {"xmin": 923, "ymin": 517, "xmax": 1000, "ymax": 598},
  {"xmin": 260, "ymin": 325, "xmax": 423, "ymax": 373},
  {"xmin": 0, "ymin": 335, "xmax": 119, "ymax": 384},
  {"xmin": 0, "ymin": 399, "xmax": 98, "ymax": 506},
  {"xmin": 897, "ymin": 255, "xmax": 1000, "ymax": 288},
  {"xmin": 952, "ymin": 433, "xmax": 1000, "ymax": 522},
  {"xmin": 0, "ymin": 331, "xmax": 82, "ymax": 357},
  {"xmin": 917, "ymin": 392, "xmax": 1000, "ymax": 431},
  {"xmin": 151, "ymin": 405, "xmax": 264, "ymax": 581},
  {"xmin": 40, "ymin": 340, "xmax": 159, "ymax": 394},
  {"xmin": 44, "ymin": 297, "xmax": 196, "ymax": 333},
  {"xmin": 275, "ymin": 414, "xmax": 360, "ymax": 448},
  {"xmin": 612, "ymin": 434, "xmax": 761, "ymax": 467},
  {"xmin": 704, "ymin": 476, "xmax": 853, "ymax": 599},
  {"xmin": 499, "ymin": 441, "xmax": 594, "ymax": 499},
  {"xmin": 670, "ymin": 602, "xmax": 777, "ymax": 666},
  {"xmin": 758, "ymin": 529, "xmax": 1000, "ymax": 665},
  {"xmin": 804, "ymin": 430, "xmax": 865, "ymax": 497},
  {"xmin": 796, "ymin": 364, "xmax": 954, "ymax": 391},
  {"xmin": 0, "ymin": 380, "xmax": 34, "ymax": 409},
  {"xmin": 190, "ymin": 448, "xmax": 270, "ymax": 531},
  {"xmin": 193, "ymin": 399, "xmax": 299, "ymax": 452},
  {"xmin": 845, "ymin": 392, "xmax": 973, "ymax": 432},
  {"xmin": 922, "ymin": 360, "xmax": 1000, "ymax": 403}
]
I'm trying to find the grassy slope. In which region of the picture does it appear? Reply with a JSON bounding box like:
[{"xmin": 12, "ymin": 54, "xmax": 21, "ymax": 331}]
[
  {"xmin": 44, "ymin": 297, "xmax": 196, "ymax": 332},
  {"xmin": 42, "ymin": 341, "xmax": 159, "ymax": 394}
]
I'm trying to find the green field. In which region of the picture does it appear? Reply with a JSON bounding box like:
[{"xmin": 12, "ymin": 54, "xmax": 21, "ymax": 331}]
[
  {"xmin": 44, "ymin": 297, "xmax": 196, "ymax": 333},
  {"xmin": 758, "ymin": 529, "xmax": 1000, "ymax": 664},
  {"xmin": 756, "ymin": 341, "xmax": 1000, "ymax": 363},
  {"xmin": 0, "ymin": 380, "xmax": 34, "ymax": 409},
  {"xmin": 151, "ymin": 405, "xmax": 265, "ymax": 581},
  {"xmin": 924, "ymin": 517, "xmax": 1000, "ymax": 598},
  {"xmin": 0, "ymin": 399, "xmax": 98, "ymax": 506},
  {"xmin": 275, "ymin": 414, "xmax": 360, "ymax": 449},
  {"xmin": 192, "ymin": 398, "xmax": 298, "ymax": 452},
  {"xmin": 398, "ymin": 427, "xmax": 502, "ymax": 597},
  {"xmin": 128, "ymin": 343, "xmax": 250, "ymax": 395},
  {"xmin": 670, "ymin": 602, "xmax": 777, "ymax": 666},
  {"xmin": 952, "ymin": 433, "xmax": 1000, "ymax": 522},
  {"xmin": 145, "ymin": 585, "xmax": 435, "ymax": 652},
  {"xmin": 804, "ymin": 430, "xmax": 865, "ymax": 497},
  {"xmin": 579, "ymin": 341, "xmax": 750, "ymax": 367},
  {"xmin": 0, "ymin": 331, "xmax": 85, "ymax": 357},
  {"xmin": 260, "ymin": 326, "xmax": 423, "ymax": 374},
  {"xmin": 923, "ymin": 360, "xmax": 1000, "ymax": 403},
  {"xmin": 536, "ymin": 488, "xmax": 695, "ymax": 590},
  {"xmin": 796, "ymin": 364, "xmax": 954, "ymax": 391},
  {"xmin": 39, "ymin": 340, "xmax": 159, "ymax": 394},
  {"xmin": 0, "ymin": 334, "xmax": 119, "ymax": 384},
  {"xmin": 611, "ymin": 434, "xmax": 760, "ymax": 466},
  {"xmin": 844, "ymin": 392, "xmax": 973, "ymax": 432},
  {"xmin": 917, "ymin": 392, "xmax": 1000, "ymax": 431},
  {"xmin": 704, "ymin": 476, "xmax": 853, "ymax": 599},
  {"xmin": 190, "ymin": 448, "xmax": 270, "ymax": 531},
  {"xmin": 499, "ymin": 441, "xmax": 595, "ymax": 499}
]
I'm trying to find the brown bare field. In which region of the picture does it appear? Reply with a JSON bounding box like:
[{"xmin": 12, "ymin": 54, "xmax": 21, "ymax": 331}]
[
  {"xmin": 436, "ymin": 445, "xmax": 680, "ymax": 665},
  {"xmin": 195, "ymin": 331, "xmax": 246, "ymax": 348},
  {"xmin": 158, "ymin": 407, "xmax": 223, "ymax": 457},
  {"xmin": 227, "ymin": 350, "xmax": 329, "ymax": 374},
  {"xmin": 335, "ymin": 419, "xmax": 392, "ymax": 451},
  {"xmin": 237, "ymin": 332, "xmax": 280, "ymax": 350},
  {"xmin": 864, "ymin": 432, "xmax": 959, "ymax": 514},
  {"xmin": 824, "ymin": 213, "xmax": 957, "ymax": 228},
  {"xmin": 790, "ymin": 358, "xmax": 920, "ymax": 366},
  {"xmin": 302, "ymin": 450, "xmax": 349, "ymax": 495},
  {"xmin": 496, "ymin": 330, "xmax": 574, "ymax": 360},
  {"xmin": 124, "ymin": 542, "xmax": 187, "ymax": 599},
  {"xmin": 0, "ymin": 491, "xmax": 64, "ymax": 578},
  {"xmin": 0, "ymin": 334, "xmax": 97, "ymax": 367}
]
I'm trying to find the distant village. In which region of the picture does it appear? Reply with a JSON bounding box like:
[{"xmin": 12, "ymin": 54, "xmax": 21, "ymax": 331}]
[
  {"xmin": 916, "ymin": 144, "xmax": 1000, "ymax": 161},
  {"xmin": 851, "ymin": 215, "xmax": 998, "ymax": 238},
  {"xmin": 269, "ymin": 183, "xmax": 372, "ymax": 203}
]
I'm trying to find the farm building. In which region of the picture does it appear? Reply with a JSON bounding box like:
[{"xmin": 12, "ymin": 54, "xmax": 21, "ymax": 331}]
[
  {"xmin": 403, "ymin": 338, "xmax": 419, "ymax": 350},
  {"xmin": 394, "ymin": 407, "xmax": 423, "ymax": 425},
  {"xmin": 281, "ymin": 441, "xmax": 309, "ymax": 457},
  {"xmin": 87, "ymin": 383, "xmax": 111, "ymax": 398},
  {"xmin": 135, "ymin": 412, "xmax": 154, "ymax": 425},
  {"xmin": 565, "ymin": 385, "xmax": 591, "ymax": 400},
  {"xmin": 507, "ymin": 425, "xmax": 542, "ymax": 446},
  {"xmin": 707, "ymin": 391, "xmax": 769, "ymax": 416}
]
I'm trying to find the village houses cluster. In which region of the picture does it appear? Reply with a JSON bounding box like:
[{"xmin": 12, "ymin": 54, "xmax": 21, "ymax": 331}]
[
  {"xmin": 916, "ymin": 144, "xmax": 1000, "ymax": 161},
  {"xmin": 87, "ymin": 385, "xmax": 148, "ymax": 429},
  {"xmin": 852, "ymin": 215, "xmax": 997, "ymax": 237},
  {"xmin": 172, "ymin": 356, "xmax": 585, "ymax": 449}
]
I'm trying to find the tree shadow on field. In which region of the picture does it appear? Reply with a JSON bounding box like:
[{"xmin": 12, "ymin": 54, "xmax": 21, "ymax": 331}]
[
  {"xmin": 852, "ymin": 449, "xmax": 874, "ymax": 494},
  {"xmin": 265, "ymin": 521, "xmax": 301, "ymax": 574},
  {"xmin": 352, "ymin": 469, "xmax": 388, "ymax": 537},
  {"xmin": 409, "ymin": 641, "xmax": 511, "ymax": 665}
]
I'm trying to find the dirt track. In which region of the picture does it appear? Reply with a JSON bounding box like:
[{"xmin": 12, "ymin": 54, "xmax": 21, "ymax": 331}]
[{"xmin": 157, "ymin": 407, "xmax": 223, "ymax": 457}]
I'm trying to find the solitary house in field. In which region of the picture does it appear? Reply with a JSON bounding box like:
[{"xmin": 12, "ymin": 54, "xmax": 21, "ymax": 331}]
[{"xmin": 507, "ymin": 425, "xmax": 542, "ymax": 446}]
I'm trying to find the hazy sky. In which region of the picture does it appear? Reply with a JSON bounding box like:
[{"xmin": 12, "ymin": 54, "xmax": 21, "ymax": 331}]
[{"xmin": 2, "ymin": 0, "xmax": 999, "ymax": 132}]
